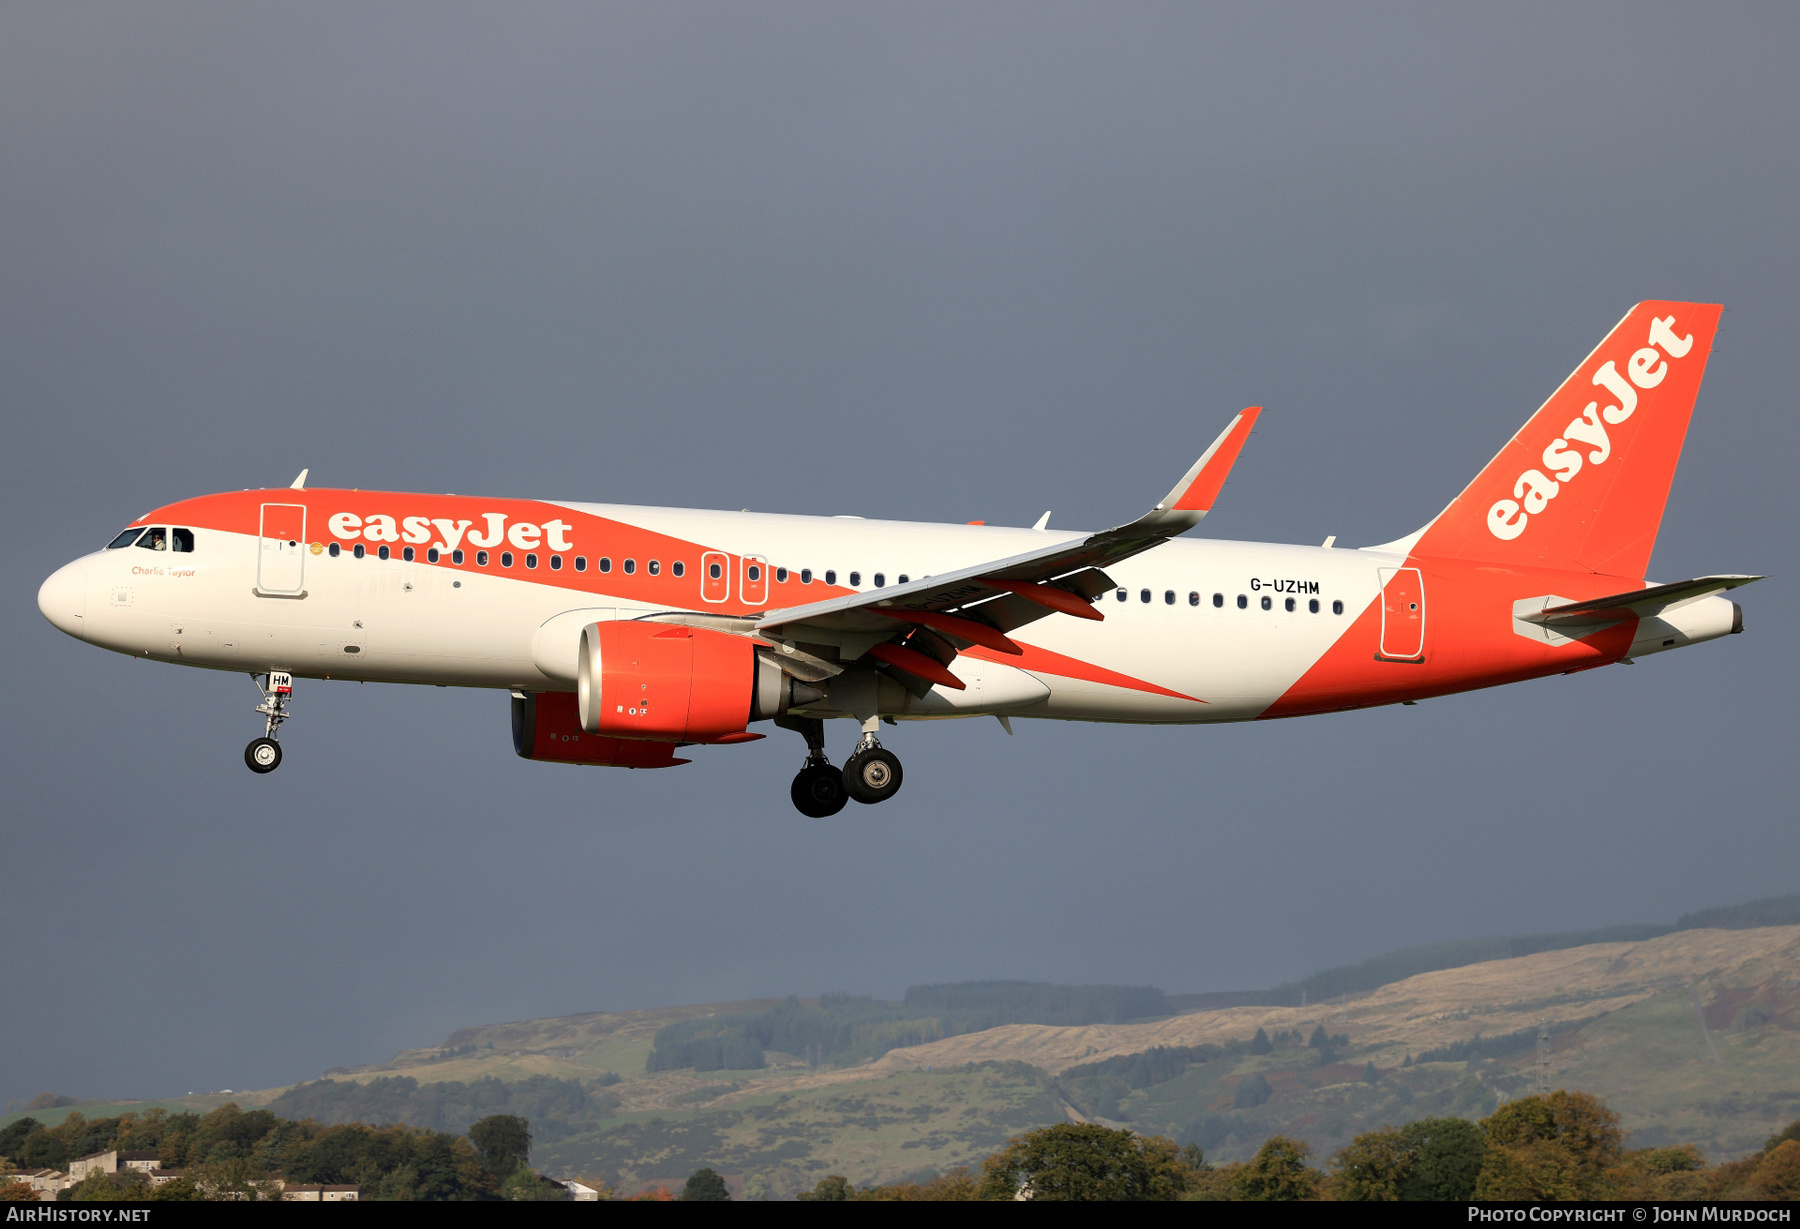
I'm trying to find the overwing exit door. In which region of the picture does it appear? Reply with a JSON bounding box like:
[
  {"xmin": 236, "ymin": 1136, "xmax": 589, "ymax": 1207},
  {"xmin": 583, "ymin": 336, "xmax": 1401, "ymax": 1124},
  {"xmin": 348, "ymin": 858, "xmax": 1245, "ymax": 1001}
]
[
  {"xmin": 258, "ymin": 503, "xmax": 307, "ymax": 595},
  {"xmin": 1377, "ymin": 567, "xmax": 1426, "ymax": 661}
]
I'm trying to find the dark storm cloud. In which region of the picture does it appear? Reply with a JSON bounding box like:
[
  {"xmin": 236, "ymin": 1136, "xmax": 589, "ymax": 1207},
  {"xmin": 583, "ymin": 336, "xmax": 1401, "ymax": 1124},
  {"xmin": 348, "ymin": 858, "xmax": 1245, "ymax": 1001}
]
[{"xmin": 2, "ymin": 4, "xmax": 1795, "ymax": 1104}]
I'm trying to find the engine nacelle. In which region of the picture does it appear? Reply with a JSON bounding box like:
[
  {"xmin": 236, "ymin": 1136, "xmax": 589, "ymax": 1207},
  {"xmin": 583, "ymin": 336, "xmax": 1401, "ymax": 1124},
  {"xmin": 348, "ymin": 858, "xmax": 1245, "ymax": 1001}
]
[
  {"xmin": 576, "ymin": 620, "xmax": 813, "ymax": 742},
  {"xmin": 511, "ymin": 691, "xmax": 690, "ymax": 768}
]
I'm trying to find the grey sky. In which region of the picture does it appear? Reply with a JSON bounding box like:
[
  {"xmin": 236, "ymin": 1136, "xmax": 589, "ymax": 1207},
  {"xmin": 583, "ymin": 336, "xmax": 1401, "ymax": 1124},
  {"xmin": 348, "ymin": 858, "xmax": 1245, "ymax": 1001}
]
[{"xmin": 4, "ymin": 3, "xmax": 1795, "ymax": 1107}]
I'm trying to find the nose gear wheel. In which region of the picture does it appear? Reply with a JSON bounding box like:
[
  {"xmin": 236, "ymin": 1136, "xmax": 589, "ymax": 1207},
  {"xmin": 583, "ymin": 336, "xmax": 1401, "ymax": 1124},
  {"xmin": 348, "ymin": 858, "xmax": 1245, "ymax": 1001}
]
[{"xmin": 245, "ymin": 737, "xmax": 282, "ymax": 773}]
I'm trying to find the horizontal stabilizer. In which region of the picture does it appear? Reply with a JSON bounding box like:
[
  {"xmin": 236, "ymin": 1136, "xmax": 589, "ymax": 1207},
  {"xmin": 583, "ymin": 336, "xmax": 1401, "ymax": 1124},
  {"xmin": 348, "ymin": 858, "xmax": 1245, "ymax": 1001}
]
[{"xmin": 1520, "ymin": 574, "xmax": 1762, "ymax": 626}]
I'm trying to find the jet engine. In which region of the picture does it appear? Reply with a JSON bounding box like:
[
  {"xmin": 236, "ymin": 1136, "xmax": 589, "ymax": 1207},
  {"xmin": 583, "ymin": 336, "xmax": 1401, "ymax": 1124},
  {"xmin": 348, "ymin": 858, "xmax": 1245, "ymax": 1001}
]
[
  {"xmin": 576, "ymin": 619, "xmax": 819, "ymax": 742},
  {"xmin": 511, "ymin": 690, "xmax": 690, "ymax": 768}
]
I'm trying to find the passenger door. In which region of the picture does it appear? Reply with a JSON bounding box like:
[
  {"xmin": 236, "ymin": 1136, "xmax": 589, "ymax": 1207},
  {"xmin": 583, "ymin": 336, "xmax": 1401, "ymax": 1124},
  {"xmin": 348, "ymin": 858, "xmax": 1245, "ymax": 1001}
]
[
  {"xmin": 1377, "ymin": 567, "xmax": 1426, "ymax": 662},
  {"xmin": 257, "ymin": 503, "xmax": 307, "ymax": 595}
]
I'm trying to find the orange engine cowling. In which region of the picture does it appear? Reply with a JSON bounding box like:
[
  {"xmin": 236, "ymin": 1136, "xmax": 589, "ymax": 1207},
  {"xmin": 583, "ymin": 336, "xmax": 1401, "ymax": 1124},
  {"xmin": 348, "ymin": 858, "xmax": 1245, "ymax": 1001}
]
[
  {"xmin": 577, "ymin": 620, "xmax": 759, "ymax": 742},
  {"xmin": 511, "ymin": 691, "xmax": 690, "ymax": 768}
]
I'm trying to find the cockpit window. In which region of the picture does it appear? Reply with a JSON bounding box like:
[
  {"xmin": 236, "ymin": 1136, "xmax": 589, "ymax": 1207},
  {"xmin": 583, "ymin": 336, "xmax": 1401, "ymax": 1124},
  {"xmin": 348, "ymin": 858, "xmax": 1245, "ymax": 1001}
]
[
  {"xmin": 136, "ymin": 527, "xmax": 168, "ymax": 551},
  {"xmin": 171, "ymin": 528, "xmax": 195, "ymax": 553},
  {"xmin": 106, "ymin": 528, "xmax": 143, "ymax": 549}
]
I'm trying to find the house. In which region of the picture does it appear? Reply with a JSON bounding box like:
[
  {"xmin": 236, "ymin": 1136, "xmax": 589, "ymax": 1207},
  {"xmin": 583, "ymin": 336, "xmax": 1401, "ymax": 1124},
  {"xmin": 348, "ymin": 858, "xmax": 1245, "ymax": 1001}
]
[
  {"xmin": 67, "ymin": 1151, "xmax": 118, "ymax": 1180},
  {"xmin": 117, "ymin": 1152, "xmax": 162, "ymax": 1174},
  {"xmin": 282, "ymin": 1184, "xmax": 361, "ymax": 1201},
  {"xmin": 541, "ymin": 1177, "xmax": 601, "ymax": 1201},
  {"xmin": 6, "ymin": 1170, "xmax": 70, "ymax": 1201},
  {"xmin": 148, "ymin": 1169, "xmax": 188, "ymax": 1189}
]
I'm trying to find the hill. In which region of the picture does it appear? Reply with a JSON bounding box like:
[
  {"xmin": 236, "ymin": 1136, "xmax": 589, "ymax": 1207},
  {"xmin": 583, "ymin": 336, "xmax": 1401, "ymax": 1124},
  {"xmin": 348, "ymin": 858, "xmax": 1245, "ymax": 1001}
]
[{"xmin": 10, "ymin": 901, "xmax": 1796, "ymax": 1195}]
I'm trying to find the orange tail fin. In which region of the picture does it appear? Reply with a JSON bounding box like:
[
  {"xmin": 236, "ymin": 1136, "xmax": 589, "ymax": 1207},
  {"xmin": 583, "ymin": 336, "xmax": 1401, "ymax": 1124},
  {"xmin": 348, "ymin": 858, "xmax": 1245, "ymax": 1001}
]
[{"xmin": 1403, "ymin": 301, "xmax": 1721, "ymax": 579}]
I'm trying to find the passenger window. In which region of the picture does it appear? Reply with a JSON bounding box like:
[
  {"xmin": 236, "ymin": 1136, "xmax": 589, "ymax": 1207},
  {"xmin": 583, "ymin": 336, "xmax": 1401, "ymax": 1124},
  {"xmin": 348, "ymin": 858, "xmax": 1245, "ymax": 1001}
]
[
  {"xmin": 1237, "ymin": 594, "xmax": 1247, "ymax": 609},
  {"xmin": 479, "ymin": 551, "xmax": 491, "ymax": 567},
  {"xmin": 1284, "ymin": 597, "xmax": 1295, "ymax": 612},
  {"xmin": 328, "ymin": 543, "xmax": 341, "ymax": 558},
  {"xmin": 708, "ymin": 562, "xmax": 721, "ymax": 579},
  {"xmin": 171, "ymin": 528, "xmax": 195, "ymax": 552},
  {"xmin": 825, "ymin": 569, "xmax": 837, "ymax": 585},
  {"xmin": 749, "ymin": 564, "xmax": 763, "ymax": 582},
  {"xmin": 106, "ymin": 528, "xmax": 143, "ymax": 549},
  {"xmin": 403, "ymin": 547, "xmax": 416, "ymax": 562},
  {"xmin": 1309, "ymin": 598, "xmax": 1320, "ymax": 613},
  {"xmin": 353, "ymin": 543, "xmax": 366, "ymax": 559},
  {"xmin": 1188, "ymin": 591, "xmax": 1199, "ymax": 606},
  {"xmin": 1164, "ymin": 590, "xmax": 1175, "ymax": 605},
  {"xmin": 776, "ymin": 567, "xmax": 788, "ymax": 582},
  {"xmin": 646, "ymin": 560, "xmax": 658, "ymax": 575},
  {"xmin": 801, "ymin": 568, "xmax": 813, "ymax": 583},
  {"xmin": 1333, "ymin": 599, "xmax": 1344, "ymax": 614},
  {"xmin": 526, "ymin": 553, "xmax": 539, "ymax": 569},
  {"xmin": 379, "ymin": 545, "xmax": 391, "ymax": 560},
  {"xmin": 500, "ymin": 551, "xmax": 513, "ymax": 567},
  {"xmin": 1213, "ymin": 593, "xmax": 1223, "ymax": 608},
  {"xmin": 623, "ymin": 559, "xmax": 635, "ymax": 574},
  {"xmin": 453, "ymin": 549, "xmax": 465, "ymax": 565},
  {"xmin": 898, "ymin": 574, "xmax": 909, "ymax": 584},
  {"xmin": 599, "ymin": 557, "xmax": 611, "ymax": 572},
  {"xmin": 551, "ymin": 555, "xmax": 564, "ymax": 570},
  {"xmin": 137, "ymin": 527, "xmax": 168, "ymax": 551},
  {"xmin": 573, "ymin": 555, "xmax": 584, "ymax": 571},
  {"xmin": 1261, "ymin": 596, "xmax": 1272, "ymax": 611},
  {"xmin": 1116, "ymin": 588, "xmax": 1127, "ymax": 602},
  {"xmin": 849, "ymin": 571, "xmax": 861, "ymax": 587},
  {"xmin": 427, "ymin": 548, "xmax": 440, "ymax": 563},
  {"xmin": 1140, "ymin": 589, "xmax": 1151, "ymax": 603},
  {"xmin": 873, "ymin": 572, "xmax": 885, "ymax": 587},
  {"xmin": 672, "ymin": 562, "xmax": 685, "ymax": 577}
]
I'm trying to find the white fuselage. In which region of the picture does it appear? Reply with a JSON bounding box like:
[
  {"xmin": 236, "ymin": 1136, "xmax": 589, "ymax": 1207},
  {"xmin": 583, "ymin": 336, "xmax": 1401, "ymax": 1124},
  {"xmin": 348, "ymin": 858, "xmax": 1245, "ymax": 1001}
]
[{"xmin": 45, "ymin": 503, "xmax": 1392, "ymax": 725}]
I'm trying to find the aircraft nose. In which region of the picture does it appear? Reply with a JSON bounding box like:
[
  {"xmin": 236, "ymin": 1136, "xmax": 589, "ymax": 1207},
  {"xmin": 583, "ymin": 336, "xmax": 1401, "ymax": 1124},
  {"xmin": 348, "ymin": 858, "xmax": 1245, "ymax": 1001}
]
[{"xmin": 38, "ymin": 561, "xmax": 87, "ymax": 639}]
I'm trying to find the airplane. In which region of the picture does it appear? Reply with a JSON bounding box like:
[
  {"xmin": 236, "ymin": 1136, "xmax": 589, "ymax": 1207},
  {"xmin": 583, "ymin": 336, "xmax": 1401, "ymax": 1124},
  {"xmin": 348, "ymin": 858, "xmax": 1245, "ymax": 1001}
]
[{"xmin": 37, "ymin": 301, "xmax": 1759, "ymax": 816}]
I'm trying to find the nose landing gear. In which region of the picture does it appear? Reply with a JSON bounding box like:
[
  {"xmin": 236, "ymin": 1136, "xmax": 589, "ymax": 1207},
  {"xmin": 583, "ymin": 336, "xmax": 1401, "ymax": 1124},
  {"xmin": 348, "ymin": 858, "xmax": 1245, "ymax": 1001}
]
[{"xmin": 245, "ymin": 671, "xmax": 294, "ymax": 774}]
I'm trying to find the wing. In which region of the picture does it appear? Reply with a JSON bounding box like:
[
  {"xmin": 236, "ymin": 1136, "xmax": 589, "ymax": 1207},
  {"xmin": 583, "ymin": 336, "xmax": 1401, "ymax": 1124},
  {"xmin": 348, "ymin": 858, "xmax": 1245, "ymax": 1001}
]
[
  {"xmin": 1517, "ymin": 574, "xmax": 1763, "ymax": 628},
  {"xmin": 753, "ymin": 408, "xmax": 1261, "ymax": 687}
]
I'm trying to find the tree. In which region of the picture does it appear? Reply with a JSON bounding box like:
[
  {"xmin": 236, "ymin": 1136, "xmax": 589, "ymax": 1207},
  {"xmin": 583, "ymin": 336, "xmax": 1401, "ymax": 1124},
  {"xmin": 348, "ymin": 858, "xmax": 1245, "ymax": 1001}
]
[
  {"xmin": 798, "ymin": 1174, "xmax": 855, "ymax": 1201},
  {"xmin": 500, "ymin": 1163, "xmax": 565, "ymax": 1201},
  {"xmin": 976, "ymin": 1123, "xmax": 1193, "ymax": 1201},
  {"xmin": 468, "ymin": 1114, "xmax": 532, "ymax": 1179},
  {"xmin": 1249, "ymin": 1028, "xmax": 1272, "ymax": 1055},
  {"xmin": 1233, "ymin": 1072, "xmax": 1272, "ymax": 1109},
  {"xmin": 681, "ymin": 1167, "xmax": 731, "ymax": 1201},
  {"xmin": 1399, "ymin": 1118, "xmax": 1485, "ymax": 1201},
  {"xmin": 1475, "ymin": 1092, "xmax": 1623, "ymax": 1201},
  {"xmin": 0, "ymin": 1181, "xmax": 39, "ymax": 1203},
  {"xmin": 148, "ymin": 1177, "xmax": 198, "ymax": 1202},
  {"xmin": 1752, "ymin": 1140, "xmax": 1800, "ymax": 1201},
  {"xmin": 1307, "ymin": 1025, "xmax": 1329, "ymax": 1049},
  {"xmin": 0, "ymin": 1118, "xmax": 38, "ymax": 1161},
  {"xmin": 853, "ymin": 1167, "xmax": 980, "ymax": 1201},
  {"xmin": 1330, "ymin": 1127, "xmax": 1410, "ymax": 1200},
  {"xmin": 1234, "ymin": 1136, "xmax": 1321, "ymax": 1201}
]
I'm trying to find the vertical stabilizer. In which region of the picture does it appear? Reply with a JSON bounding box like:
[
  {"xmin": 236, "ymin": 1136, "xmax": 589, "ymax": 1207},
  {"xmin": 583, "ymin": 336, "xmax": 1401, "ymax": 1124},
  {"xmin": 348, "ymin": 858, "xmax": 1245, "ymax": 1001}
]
[{"xmin": 1404, "ymin": 302, "xmax": 1721, "ymax": 579}]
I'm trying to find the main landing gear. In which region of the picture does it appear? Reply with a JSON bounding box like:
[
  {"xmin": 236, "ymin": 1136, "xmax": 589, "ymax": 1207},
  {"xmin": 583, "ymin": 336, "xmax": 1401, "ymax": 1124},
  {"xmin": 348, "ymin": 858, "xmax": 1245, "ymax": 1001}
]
[
  {"xmin": 245, "ymin": 671, "xmax": 294, "ymax": 774},
  {"xmin": 779, "ymin": 716, "xmax": 904, "ymax": 816}
]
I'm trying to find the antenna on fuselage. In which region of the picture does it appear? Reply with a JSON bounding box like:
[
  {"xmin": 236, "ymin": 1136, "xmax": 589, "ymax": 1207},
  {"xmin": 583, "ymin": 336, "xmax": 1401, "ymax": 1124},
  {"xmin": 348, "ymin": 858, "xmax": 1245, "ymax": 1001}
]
[{"xmin": 289, "ymin": 469, "xmax": 309, "ymax": 490}]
